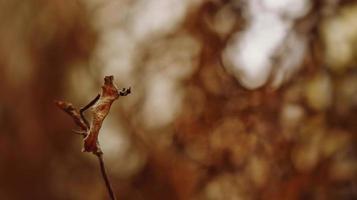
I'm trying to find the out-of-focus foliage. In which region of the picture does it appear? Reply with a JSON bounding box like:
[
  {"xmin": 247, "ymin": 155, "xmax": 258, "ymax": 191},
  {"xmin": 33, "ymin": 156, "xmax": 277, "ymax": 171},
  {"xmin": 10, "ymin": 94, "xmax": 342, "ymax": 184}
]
[{"xmin": 0, "ymin": 0, "xmax": 356, "ymax": 200}]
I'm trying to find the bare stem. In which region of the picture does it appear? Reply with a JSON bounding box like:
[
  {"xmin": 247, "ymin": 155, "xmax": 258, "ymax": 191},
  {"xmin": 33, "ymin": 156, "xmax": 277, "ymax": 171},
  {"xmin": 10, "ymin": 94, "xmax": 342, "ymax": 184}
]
[{"xmin": 95, "ymin": 152, "xmax": 117, "ymax": 200}]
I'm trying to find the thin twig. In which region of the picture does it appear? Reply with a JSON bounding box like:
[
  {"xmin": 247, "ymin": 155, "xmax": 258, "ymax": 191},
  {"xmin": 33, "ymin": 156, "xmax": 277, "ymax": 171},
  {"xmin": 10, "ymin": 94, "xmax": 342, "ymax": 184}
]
[
  {"xmin": 96, "ymin": 152, "xmax": 117, "ymax": 200},
  {"xmin": 80, "ymin": 94, "xmax": 100, "ymax": 128}
]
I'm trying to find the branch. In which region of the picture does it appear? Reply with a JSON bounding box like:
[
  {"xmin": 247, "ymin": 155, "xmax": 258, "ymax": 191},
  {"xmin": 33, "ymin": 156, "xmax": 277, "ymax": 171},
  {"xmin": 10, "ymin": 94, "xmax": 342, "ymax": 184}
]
[
  {"xmin": 54, "ymin": 100, "xmax": 88, "ymax": 132},
  {"xmin": 55, "ymin": 75, "xmax": 131, "ymax": 200},
  {"xmin": 96, "ymin": 152, "xmax": 117, "ymax": 200}
]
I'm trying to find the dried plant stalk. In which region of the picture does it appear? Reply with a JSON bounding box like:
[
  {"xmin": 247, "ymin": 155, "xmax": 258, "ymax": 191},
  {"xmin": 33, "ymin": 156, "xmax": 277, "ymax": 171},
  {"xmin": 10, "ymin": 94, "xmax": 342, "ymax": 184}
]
[{"xmin": 55, "ymin": 75, "xmax": 131, "ymax": 200}]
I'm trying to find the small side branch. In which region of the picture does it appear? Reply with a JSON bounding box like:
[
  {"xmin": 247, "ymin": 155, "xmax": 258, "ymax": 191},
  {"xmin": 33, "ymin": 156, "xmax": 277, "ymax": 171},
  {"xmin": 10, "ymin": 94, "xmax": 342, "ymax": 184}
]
[
  {"xmin": 54, "ymin": 100, "xmax": 88, "ymax": 132},
  {"xmin": 80, "ymin": 94, "xmax": 100, "ymax": 128}
]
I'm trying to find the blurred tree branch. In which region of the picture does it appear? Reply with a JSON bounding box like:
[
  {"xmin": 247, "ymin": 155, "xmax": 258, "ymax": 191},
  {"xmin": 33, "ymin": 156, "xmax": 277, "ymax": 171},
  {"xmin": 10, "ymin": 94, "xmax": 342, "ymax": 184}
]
[{"xmin": 54, "ymin": 75, "xmax": 131, "ymax": 200}]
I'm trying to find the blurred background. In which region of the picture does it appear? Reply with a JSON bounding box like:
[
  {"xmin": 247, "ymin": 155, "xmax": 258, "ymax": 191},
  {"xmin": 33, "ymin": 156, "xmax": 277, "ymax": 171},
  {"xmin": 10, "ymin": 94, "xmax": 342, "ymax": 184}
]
[{"xmin": 0, "ymin": 0, "xmax": 357, "ymax": 199}]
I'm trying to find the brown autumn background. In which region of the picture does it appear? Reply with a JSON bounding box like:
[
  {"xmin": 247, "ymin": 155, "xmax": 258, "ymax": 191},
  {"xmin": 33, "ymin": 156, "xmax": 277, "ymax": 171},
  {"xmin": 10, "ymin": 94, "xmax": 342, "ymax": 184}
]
[{"xmin": 0, "ymin": 0, "xmax": 356, "ymax": 200}]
